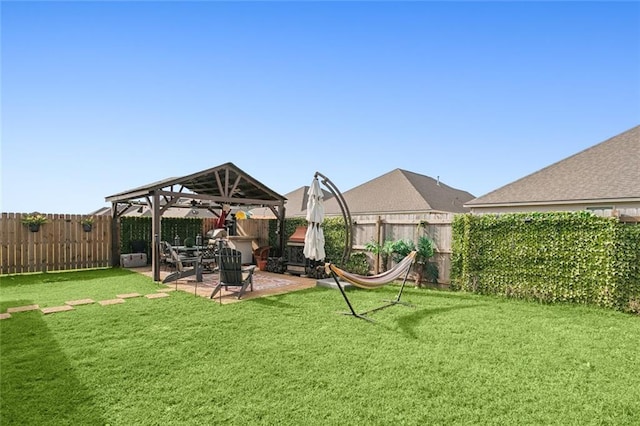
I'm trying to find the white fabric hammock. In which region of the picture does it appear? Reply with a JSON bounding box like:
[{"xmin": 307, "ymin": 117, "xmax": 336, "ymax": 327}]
[{"xmin": 325, "ymin": 251, "xmax": 416, "ymax": 289}]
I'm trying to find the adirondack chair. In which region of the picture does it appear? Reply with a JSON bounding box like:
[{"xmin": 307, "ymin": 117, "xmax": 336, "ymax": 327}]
[
  {"xmin": 210, "ymin": 248, "xmax": 255, "ymax": 300},
  {"xmin": 162, "ymin": 243, "xmax": 203, "ymax": 291},
  {"xmin": 160, "ymin": 241, "xmax": 177, "ymax": 271}
]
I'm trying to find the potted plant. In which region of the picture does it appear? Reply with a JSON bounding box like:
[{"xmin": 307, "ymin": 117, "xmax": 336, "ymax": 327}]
[
  {"xmin": 22, "ymin": 212, "xmax": 47, "ymax": 232},
  {"xmin": 81, "ymin": 217, "xmax": 94, "ymax": 232},
  {"xmin": 414, "ymin": 235, "xmax": 437, "ymax": 286},
  {"xmin": 389, "ymin": 236, "xmax": 437, "ymax": 287},
  {"xmin": 365, "ymin": 239, "xmax": 396, "ymax": 272}
]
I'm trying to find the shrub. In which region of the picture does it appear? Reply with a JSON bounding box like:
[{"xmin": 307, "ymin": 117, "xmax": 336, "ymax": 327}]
[
  {"xmin": 343, "ymin": 252, "xmax": 370, "ymax": 275},
  {"xmin": 364, "ymin": 240, "xmax": 396, "ymax": 271}
]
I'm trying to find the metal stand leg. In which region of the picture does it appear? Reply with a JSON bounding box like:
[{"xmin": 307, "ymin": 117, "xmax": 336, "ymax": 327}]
[
  {"xmin": 330, "ymin": 265, "xmax": 415, "ymax": 321},
  {"xmin": 382, "ymin": 263, "xmax": 414, "ymax": 307},
  {"xmin": 331, "ymin": 272, "xmax": 373, "ymax": 322}
]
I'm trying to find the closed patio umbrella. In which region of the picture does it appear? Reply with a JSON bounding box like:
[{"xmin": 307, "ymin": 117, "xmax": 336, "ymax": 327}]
[{"xmin": 303, "ymin": 177, "xmax": 325, "ymax": 261}]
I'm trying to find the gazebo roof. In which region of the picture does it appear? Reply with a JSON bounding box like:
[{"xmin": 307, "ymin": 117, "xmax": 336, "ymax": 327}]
[
  {"xmin": 105, "ymin": 162, "xmax": 286, "ymax": 207},
  {"xmin": 105, "ymin": 162, "xmax": 287, "ymax": 282}
]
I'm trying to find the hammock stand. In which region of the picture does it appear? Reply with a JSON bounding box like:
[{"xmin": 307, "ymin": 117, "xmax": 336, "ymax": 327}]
[{"xmin": 326, "ymin": 251, "xmax": 417, "ymax": 321}]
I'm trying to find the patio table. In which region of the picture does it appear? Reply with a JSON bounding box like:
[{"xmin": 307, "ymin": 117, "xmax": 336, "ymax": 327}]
[{"xmin": 175, "ymin": 245, "xmax": 207, "ymax": 256}]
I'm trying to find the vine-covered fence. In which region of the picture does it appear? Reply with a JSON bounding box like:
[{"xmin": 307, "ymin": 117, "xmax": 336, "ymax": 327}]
[
  {"xmin": 0, "ymin": 213, "xmax": 112, "ymax": 275},
  {"xmin": 451, "ymin": 212, "xmax": 640, "ymax": 313},
  {"xmin": 117, "ymin": 217, "xmax": 271, "ymax": 262}
]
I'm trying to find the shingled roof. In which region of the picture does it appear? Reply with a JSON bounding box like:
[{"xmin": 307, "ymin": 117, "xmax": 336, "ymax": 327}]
[
  {"xmin": 466, "ymin": 125, "xmax": 640, "ymax": 208},
  {"xmin": 249, "ymin": 186, "xmax": 334, "ymax": 218},
  {"xmin": 323, "ymin": 169, "xmax": 474, "ymax": 215}
]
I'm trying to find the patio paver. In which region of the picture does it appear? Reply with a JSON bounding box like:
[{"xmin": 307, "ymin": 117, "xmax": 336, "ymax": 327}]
[
  {"xmin": 146, "ymin": 292, "xmax": 170, "ymax": 299},
  {"xmin": 42, "ymin": 305, "xmax": 74, "ymax": 315},
  {"xmin": 66, "ymin": 298, "xmax": 95, "ymax": 306},
  {"xmin": 98, "ymin": 298, "xmax": 126, "ymax": 306},
  {"xmin": 7, "ymin": 304, "xmax": 40, "ymax": 313},
  {"xmin": 116, "ymin": 293, "xmax": 142, "ymax": 299},
  {"xmin": 130, "ymin": 266, "xmax": 318, "ymax": 304}
]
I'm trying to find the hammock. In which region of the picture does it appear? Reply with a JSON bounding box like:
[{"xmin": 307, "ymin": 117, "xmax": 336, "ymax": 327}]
[
  {"xmin": 327, "ymin": 251, "xmax": 417, "ymax": 289},
  {"xmin": 326, "ymin": 251, "xmax": 417, "ymax": 321}
]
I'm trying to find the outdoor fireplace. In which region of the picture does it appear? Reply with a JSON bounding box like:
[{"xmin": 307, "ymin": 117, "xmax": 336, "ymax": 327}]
[{"xmin": 286, "ymin": 226, "xmax": 308, "ymax": 275}]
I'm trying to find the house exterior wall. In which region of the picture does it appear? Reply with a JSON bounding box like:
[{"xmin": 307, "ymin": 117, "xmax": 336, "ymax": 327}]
[{"xmin": 469, "ymin": 201, "xmax": 640, "ymax": 218}]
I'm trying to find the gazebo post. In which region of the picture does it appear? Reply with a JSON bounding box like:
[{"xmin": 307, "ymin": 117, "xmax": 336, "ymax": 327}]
[
  {"xmin": 151, "ymin": 192, "xmax": 161, "ymax": 282},
  {"xmin": 110, "ymin": 202, "xmax": 121, "ymax": 267},
  {"xmin": 278, "ymin": 202, "xmax": 286, "ymax": 257}
]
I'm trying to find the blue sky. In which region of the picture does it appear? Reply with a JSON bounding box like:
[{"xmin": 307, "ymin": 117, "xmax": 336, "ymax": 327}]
[{"xmin": 2, "ymin": 1, "xmax": 639, "ymax": 214}]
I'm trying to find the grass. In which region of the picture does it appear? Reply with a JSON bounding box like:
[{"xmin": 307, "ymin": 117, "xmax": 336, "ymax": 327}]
[{"xmin": 1, "ymin": 269, "xmax": 639, "ymax": 425}]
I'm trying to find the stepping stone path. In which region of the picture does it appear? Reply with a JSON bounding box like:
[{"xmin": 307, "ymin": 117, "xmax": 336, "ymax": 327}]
[
  {"xmin": 116, "ymin": 293, "xmax": 142, "ymax": 299},
  {"xmin": 146, "ymin": 293, "xmax": 169, "ymax": 299},
  {"xmin": 66, "ymin": 299, "xmax": 95, "ymax": 306},
  {"xmin": 42, "ymin": 305, "xmax": 74, "ymax": 315},
  {"xmin": 0, "ymin": 290, "xmax": 172, "ymax": 320},
  {"xmin": 7, "ymin": 305, "xmax": 40, "ymax": 313},
  {"xmin": 98, "ymin": 298, "xmax": 126, "ymax": 306}
]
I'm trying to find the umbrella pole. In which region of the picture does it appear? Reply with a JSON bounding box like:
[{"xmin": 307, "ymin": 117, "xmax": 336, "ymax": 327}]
[{"xmin": 315, "ymin": 172, "xmax": 352, "ymax": 267}]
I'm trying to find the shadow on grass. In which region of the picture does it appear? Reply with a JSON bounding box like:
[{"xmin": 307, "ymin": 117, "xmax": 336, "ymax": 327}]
[
  {"xmin": 421, "ymin": 289, "xmax": 483, "ymax": 301},
  {"xmin": 246, "ymin": 287, "xmax": 321, "ymax": 309},
  {"xmin": 394, "ymin": 303, "xmax": 481, "ymax": 339},
  {"xmin": 0, "ymin": 301, "xmax": 106, "ymax": 424},
  {"xmin": 248, "ymin": 296, "xmax": 297, "ymax": 309}
]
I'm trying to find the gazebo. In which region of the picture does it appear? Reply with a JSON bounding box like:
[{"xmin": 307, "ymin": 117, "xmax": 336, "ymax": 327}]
[{"xmin": 105, "ymin": 162, "xmax": 287, "ymax": 281}]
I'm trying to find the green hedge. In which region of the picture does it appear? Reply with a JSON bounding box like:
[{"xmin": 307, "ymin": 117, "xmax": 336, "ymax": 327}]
[
  {"xmin": 268, "ymin": 217, "xmax": 346, "ymax": 265},
  {"xmin": 119, "ymin": 215, "xmax": 348, "ymax": 266},
  {"xmin": 120, "ymin": 217, "xmax": 203, "ymax": 260},
  {"xmin": 321, "ymin": 217, "xmax": 348, "ymax": 265},
  {"xmin": 267, "ymin": 218, "xmax": 307, "ymax": 257},
  {"xmin": 451, "ymin": 212, "xmax": 640, "ymax": 313}
]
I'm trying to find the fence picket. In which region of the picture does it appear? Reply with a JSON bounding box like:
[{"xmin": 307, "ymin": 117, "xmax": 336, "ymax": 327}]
[{"xmin": 0, "ymin": 213, "xmax": 112, "ymax": 274}]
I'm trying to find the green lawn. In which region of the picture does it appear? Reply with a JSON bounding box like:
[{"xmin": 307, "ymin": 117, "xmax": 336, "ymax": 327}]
[{"xmin": 1, "ymin": 269, "xmax": 639, "ymax": 425}]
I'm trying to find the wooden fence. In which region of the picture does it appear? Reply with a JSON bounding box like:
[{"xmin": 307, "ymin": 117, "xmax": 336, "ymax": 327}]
[
  {"xmin": 230, "ymin": 213, "xmax": 455, "ymax": 283},
  {"xmin": 199, "ymin": 218, "xmax": 270, "ymax": 248},
  {"xmin": 349, "ymin": 212, "xmax": 454, "ymax": 283},
  {"xmin": 0, "ymin": 212, "xmax": 454, "ymax": 282},
  {"xmin": 0, "ymin": 213, "xmax": 112, "ymax": 275}
]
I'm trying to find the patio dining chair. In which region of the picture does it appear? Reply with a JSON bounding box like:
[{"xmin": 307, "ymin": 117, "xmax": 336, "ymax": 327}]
[
  {"xmin": 199, "ymin": 247, "xmax": 218, "ymax": 272},
  {"xmin": 210, "ymin": 248, "xmax": 255, "ymax": 300},
  {"xmin": 162, "ymin": 243, "xmax": 203, "ymax": 293}
]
